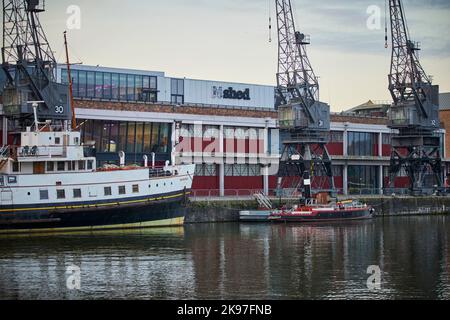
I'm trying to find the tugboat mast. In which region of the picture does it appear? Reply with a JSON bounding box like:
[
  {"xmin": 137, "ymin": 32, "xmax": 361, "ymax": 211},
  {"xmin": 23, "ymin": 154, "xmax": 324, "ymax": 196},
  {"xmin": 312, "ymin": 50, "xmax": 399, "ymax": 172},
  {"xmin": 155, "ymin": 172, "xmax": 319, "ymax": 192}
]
[{"xmin": 64, "ymin": 31, "xmax": 77, "ymax": 131}]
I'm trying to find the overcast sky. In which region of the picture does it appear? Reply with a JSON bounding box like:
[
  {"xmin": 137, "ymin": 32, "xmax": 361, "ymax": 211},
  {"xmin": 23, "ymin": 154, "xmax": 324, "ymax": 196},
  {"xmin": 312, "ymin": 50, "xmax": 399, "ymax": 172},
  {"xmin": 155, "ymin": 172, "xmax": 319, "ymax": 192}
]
[{"xmin": 18, "ymin": 0, "xmax": 450, "ymax": 111}]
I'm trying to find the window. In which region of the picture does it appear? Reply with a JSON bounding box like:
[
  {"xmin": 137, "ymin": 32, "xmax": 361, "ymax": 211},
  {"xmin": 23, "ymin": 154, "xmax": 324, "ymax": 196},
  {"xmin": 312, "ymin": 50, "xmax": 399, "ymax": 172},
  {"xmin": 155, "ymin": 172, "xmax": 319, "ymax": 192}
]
[
  {"xmin": 57, "ymin": 190, "xmax": 66, "ymax": 199},
  {"xmin": 159, "ymin": 123, "xmax": 170, "ymax": 153},
  {"xmin": 118, "ymin": 186, "xmax": 126, "ymax": 195},
  {"xmin": 103, "ymin": 72, "xmax": 112, "ymax": 99},
  {"xmin": 87, "ymin": 160, "xmax": 94, "ymax": 170},
  {"xmin": 61, "ymin": 69, "xmax": 68, "ymax": 84},
  {"xmin": 127, "ymin": 75, "xmax": 135, "ymax": 100},
  {"xmin": 132, "ymin": 184, "xmax": 139, "ymax": 193},
  {"xmin": 151, "ymin": 123, "xmax": 160, "ymax": 153},
  {"xmin": 47, "ymin": 162, "xmax": 54, "ymax": 172},
  {"xmin": 101, "ymin": 122, "xmax": 112, "ymax": 152},
  {"xmin": 330, "ymin": 131, "xmax": 344, "ymax": 143},
  {"xmin": 119, "ymin": 74, "xmax": 127, "ymax": 100},
  {"xmin": 109, "ymin": 122, "xmax": 119, "ymax": 153},
  {"xmin": 93, "ymin": 120, "xmax": 104, "ymax": 150},
  {"xmin": 73, "ymin": 189, "xmax": 82, "ymax": 198},
  {"xmin": 57, "ymin": 162, "xmax": 65, "ymax": 171},
  {"xmin": 136, "ymin": 75, "xmax": 143, "ymax": 101},
  {"xmin": 68, "ymin": 161, "xmax": 76, "ymax": 171},
  {"xmin": 143, "ymin": 123, "xmax": 152, "ymax": 153},
  {"xmin": 348, "ymin": 166, "xmax": 379, "ymax": 195},
  {"xmin": 135, "ymin": 123, "xmax": 145, "ymax": 153},
  {"xmin": 71, "ymin": 70, "xmax": 79, "ymax": 96},
  {"xmin": 40, "ymin": 190, "xmax": 49, "ymax": 200},
  {"xmin": 8, "ymin": 176, "xmax": 17, "ymax": 184},
  {"xmin": 171, "ymin": 95, "xmax": 184, "ymax": 104},
  {"xmin": 195, "ymin": 164, "xmax": 217, "ymax": 177},
  {"xmin": 12, "ymin": 162, "xmax": 19, "ymax": 173},
  {"xmin": 78, "ymin": 161, "xmax": 85, "ymax": 170},
  {"xmin": 87, "ymin": 71, "xmax": 95, "ymax": 98},
  {"xmin": 111, "ymin": 73, "xmax": 119, "ymax": 100},
  {"xmin": 348, "ymin": 132, "xmax": 377, "ymax": 157},
  {"xmin": 126, "ymin": 122, "xmax": 136, "ymax": 153},
  {"xmin": 55, "ymin": 137, "xmax": 61, "ymax": 145},
  {"xmin": 78, "ymin": 70, "xmax": 87, "ymax": 98},
  {"xmin": 119, "ymin": 122, "xmax": 128, "ymax": 152},
  {"xmin": 104, "ymin": 187, "xmax": 112, "ymax": 196},
  {"xmin": 95, "ymin": 72, "xmax": 103, "ymax": 98},
  {"xmin": 171, "ymin": 78, "xmax": 184, "ymax": 105}
]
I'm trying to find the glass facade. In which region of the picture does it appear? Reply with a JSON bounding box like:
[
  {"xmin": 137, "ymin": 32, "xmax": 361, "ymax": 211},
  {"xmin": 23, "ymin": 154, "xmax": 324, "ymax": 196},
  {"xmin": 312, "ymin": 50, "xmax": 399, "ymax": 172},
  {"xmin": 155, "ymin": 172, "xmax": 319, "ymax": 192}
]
[
  {"xmin": 348, "ymin": 165, "xmax": 379, "ymax": 194},
  {"xmin": 78, "ymin": 119, "xmax": 171, "ymax": 164},
  {"xmin": 348, "ymin": 132, "xmax": 378, "ymax": 156},
  {"xmin": 62, "ymin": 69, "xmax": 158, "ymax": 103}
]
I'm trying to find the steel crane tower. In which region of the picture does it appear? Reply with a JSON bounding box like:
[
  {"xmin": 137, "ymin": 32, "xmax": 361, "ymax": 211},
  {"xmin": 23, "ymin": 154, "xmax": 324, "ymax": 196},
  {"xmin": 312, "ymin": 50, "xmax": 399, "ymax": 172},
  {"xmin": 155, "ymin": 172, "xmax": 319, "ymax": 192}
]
[
  {"xmin": 387, "ymin": 0, "xmax": 442, "ymax": 195},
  {"xmin": 1, "ymin": 0, "xmax": 71, "ymax": 127},
  {"xmin": 275, "ymin": 0, "xmax": 334, "ymax": 200}
]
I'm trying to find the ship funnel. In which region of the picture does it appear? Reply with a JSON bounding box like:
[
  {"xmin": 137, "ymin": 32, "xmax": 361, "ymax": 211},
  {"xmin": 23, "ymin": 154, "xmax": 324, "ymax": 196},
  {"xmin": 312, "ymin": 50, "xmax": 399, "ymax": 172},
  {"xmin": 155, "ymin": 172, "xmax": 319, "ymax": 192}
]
[
  {"xmin": 151, "ymin": 152, "xmax": 156, "ymax": 168},
  {"xmin": 143, "ymin": 155, "xmax": 148, "ymax": 168},
  {"xmin": 119, "ymin": 151, "xmax": 126, "ymax": 167}
]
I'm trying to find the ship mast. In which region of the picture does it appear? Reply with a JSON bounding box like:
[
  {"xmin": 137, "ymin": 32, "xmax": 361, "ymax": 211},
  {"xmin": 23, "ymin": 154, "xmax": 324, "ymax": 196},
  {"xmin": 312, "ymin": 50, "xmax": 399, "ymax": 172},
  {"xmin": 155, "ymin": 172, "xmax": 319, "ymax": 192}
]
[{"xmin": 64, "ymin": 31, "xmax": 77, "ymax": 130}]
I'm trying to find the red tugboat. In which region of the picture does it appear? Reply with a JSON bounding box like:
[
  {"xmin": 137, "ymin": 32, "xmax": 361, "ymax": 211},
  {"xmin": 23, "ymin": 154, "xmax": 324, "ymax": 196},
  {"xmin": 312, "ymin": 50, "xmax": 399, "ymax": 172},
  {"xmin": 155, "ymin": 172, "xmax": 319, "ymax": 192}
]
[
  {"xmin": 269, "ymin": 199, "xmax": 374, "ymax": 223},
  {"xmin": 269, "ymin": 171, "xmax": 375, "ymax": 223}
]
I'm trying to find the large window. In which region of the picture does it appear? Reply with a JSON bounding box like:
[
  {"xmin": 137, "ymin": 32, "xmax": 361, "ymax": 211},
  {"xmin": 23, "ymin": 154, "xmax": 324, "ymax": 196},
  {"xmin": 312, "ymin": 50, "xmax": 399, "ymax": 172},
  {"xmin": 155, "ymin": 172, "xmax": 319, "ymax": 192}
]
[
  {"xmin": 65, "ymin": 69, "xmax": 158, "ymax": 103},
  {"xmin": 348, "ymin": 132, "xmax": 377, "ymax": 156},
  {"xmin": 171, "ymin": 78, "xmax": 184, "ymax": 104},
  {"xmin": 348, "ymin": 166, "xmax": 379, "ymax": 194},
  {"xmin": 80, "ymin": 120, "xmax": 172, "ymax": 160}
]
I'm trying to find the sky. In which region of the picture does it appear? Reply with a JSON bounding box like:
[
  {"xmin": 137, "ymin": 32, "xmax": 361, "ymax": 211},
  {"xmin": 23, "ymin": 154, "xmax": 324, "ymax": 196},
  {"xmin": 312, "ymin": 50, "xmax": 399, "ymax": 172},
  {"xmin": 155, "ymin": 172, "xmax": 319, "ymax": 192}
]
[{"xmin": 9, "ymin": 0, "xmax": 450, "ymax": 111}]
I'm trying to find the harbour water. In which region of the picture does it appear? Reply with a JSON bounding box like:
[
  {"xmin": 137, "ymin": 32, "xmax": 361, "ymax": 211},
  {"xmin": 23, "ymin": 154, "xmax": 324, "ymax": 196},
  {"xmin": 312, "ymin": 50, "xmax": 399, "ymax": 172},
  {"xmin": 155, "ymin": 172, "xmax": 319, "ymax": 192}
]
[{"xmin": 0, "ymin": 216, "xmax": 448, "ymax": 300}]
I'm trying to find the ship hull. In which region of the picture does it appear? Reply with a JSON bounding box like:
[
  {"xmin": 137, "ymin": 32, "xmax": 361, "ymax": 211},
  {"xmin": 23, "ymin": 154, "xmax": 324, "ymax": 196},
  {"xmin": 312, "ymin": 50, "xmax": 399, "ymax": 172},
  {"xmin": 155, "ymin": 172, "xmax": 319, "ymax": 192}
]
[
  {"xmin": 270, "ymin": 208, "xmax": 373, "ymax": 223},
  {"xmin": 0, "ymin": 190, "xmax": 189, "ymax": 234}
]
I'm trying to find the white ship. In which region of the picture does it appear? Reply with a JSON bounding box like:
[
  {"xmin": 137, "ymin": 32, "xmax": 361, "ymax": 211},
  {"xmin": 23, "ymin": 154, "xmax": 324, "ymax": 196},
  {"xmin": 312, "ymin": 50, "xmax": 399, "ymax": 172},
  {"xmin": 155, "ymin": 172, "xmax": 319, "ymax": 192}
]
[{"xmin": 0, "ymin": 121, "xmax": 195, "ymax": 234}]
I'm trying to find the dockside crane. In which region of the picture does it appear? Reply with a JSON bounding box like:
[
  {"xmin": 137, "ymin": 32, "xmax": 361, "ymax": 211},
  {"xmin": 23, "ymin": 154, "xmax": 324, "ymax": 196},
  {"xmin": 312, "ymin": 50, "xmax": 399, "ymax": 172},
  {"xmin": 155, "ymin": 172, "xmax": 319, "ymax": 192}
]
[
  {"xmin": 387, "ymin": 0, "xmax": 442, "ymax": 194},
  {"xmin": 274, "ymin": 0, "xmax": 334, "ymax": 201},
  {"xmin": 1, "ymin": 0, "xmax": 71, "ymax": 129}
]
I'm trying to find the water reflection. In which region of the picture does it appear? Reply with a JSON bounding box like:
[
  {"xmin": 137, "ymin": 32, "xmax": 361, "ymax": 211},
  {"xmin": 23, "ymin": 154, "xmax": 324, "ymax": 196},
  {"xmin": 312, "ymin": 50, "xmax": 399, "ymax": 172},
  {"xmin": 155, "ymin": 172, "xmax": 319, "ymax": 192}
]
[{"xmin": 0, "ymin": 217, "xmax": 448, "ymax": 300}]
